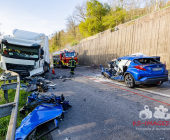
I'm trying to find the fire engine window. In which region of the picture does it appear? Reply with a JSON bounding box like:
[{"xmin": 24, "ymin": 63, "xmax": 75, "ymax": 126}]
[{"xmin": 65, "ymin": 52, "xmax": 76, "ymax": 57}]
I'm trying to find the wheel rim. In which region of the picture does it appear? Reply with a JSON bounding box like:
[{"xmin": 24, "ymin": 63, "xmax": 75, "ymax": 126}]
[{"xmin": 125, "ymin": 75, "xmax": 133, "ymax": 87}]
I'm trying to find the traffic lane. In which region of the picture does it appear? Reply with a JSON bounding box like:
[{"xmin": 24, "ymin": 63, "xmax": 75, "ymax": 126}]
[
  {"xmin": 46, "ymin": 68, "xmax": 170, "ymax": 140},
  {"xmin": 70, "ymin": 67, "xmax": 170, "ymax": 104},
  {"xmin": 53, "ymin": 67, "xmax": 170, "ymax": 108},
  {"xmin": 75, "ymin": 66, "xmax": 170, "ymax": 96}
]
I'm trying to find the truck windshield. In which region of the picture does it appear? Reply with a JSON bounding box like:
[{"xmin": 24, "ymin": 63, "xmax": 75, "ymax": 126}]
[
  {"xmin": 65, "ymin": 52, "xmax": 76, "ymax": 57},
  {"xmin": 1, "ymin": 44, "xmax": 39, "ymax": 60}
]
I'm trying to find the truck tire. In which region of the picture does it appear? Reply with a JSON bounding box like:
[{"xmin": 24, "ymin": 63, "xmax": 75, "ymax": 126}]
[
  {"xmin": 47, "ymin": 66, "xmax": 50, "ymax": 72},
  {"xmin": 125, "ymin": 74, "xmax": 135, "ymax": 88}
]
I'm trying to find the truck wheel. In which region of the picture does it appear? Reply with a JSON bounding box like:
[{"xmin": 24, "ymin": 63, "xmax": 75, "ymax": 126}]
[
  {"xmin": 47, "ymin": 66, "xmax": 50, "ymax": 72},
  {"xmin": 125, "ymin": 74, "xmax": 135, "ymax": 88}
]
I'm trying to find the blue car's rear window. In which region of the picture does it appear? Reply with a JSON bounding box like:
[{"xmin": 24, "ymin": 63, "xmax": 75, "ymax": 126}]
[{"xmin": 136, "ymin": 58, "xmax": 160, "ymax": 65}]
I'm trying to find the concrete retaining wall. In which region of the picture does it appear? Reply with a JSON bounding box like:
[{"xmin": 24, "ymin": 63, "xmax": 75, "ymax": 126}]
[{"xmin": 69, "ymin": 7, "xmax": 170, "ymax": 69}]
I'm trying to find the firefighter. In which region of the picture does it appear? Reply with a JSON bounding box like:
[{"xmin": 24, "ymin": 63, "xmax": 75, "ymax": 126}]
[
  {"xmin": 69, "ymin": 56, "xmax": 76, "ymax": 75},
  {"xmin": 53, "ymin": 58, "xmax": 56, "ymax": 68}
]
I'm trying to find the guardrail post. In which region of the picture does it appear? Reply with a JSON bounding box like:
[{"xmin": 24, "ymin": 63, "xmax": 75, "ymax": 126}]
[{"xmin": 4, "ymin": 90, "xmax": 9, "ymax": 103}]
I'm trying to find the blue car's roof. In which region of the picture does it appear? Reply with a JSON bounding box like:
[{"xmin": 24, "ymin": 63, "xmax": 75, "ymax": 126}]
[{"xmin": 117, "ymin": 55, "xmax": 153, "ymax": 61}]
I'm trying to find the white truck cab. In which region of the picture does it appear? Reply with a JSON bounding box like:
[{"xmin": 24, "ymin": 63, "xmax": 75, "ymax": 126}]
[{"xmin": 0, "ymin": 29, "xmax": 50, "ymax": 77}]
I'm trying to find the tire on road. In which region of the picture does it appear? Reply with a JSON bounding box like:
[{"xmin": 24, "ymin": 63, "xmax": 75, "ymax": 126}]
[{"xmin": 125, "ymin": 74, "xmax": 135, "ymax": 88}]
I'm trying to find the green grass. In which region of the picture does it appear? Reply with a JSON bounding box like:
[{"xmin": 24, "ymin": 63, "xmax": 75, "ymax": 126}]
[{"xmin": 0, "ymin": 80, "xmax": 30, "ymax": 140}]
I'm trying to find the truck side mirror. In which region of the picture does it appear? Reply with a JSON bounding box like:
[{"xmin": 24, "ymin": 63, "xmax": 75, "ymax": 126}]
[
  {"xmin": 77, "ymin": 53, "xmax": 78, "ymax": 56},
  {"xmin": 40, "ymin": 49, "xmax": 44, "ymax": 55}
]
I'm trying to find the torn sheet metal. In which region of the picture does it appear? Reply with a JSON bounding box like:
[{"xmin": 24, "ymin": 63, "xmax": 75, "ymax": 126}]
[
  {"xmin": 100, "ymin": 64, "xmax": 124, "ymax": 81},
  {"xmin": 15, "ymin": 103, "xmax": 63, "ymax": 140},
  {"xmin": 29, "ymin": 67, "xmax": 44, "ymax": 77},
  {"xmin": 25, "ymin": 78, "xmax": 48, "ymax": 92},
  {"xmin": 20, "ymin": 93, "xmax": 71, "ymax": 114}
]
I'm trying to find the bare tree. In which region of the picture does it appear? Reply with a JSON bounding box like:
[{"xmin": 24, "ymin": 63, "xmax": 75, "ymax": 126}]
[
  {"xmin": 120, "ymin": 0, "xmax": 124, "ymax": 8},
  {"xmin": 73, "ymin": 1, "xmax": 87, "ymax": 23},
  {"xmin": 66, "ymin": 14, "xmax": 77, "ymax": 40}
]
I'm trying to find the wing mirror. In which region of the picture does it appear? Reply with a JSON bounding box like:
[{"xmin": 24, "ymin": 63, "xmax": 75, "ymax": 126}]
[{"xmin": 40, "ymin": 49, "xmax": 44, "ymax": 55}]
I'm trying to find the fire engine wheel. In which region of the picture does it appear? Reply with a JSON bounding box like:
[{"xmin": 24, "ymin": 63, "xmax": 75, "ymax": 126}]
[
  {"xmin": 61, "ymin": 63, "xmax": 65, "ymax": 68},
  {"xmin": 125, "ymin": 74, "xmax": 135, "ymax": 88}
]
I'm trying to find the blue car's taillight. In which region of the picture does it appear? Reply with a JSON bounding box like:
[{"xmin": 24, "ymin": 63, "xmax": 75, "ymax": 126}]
[{"xmin": 134, "ymin": 65, "xmax": 146, "ymax": 71}]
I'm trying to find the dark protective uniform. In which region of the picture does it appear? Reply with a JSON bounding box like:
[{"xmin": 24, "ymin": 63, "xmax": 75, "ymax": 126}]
[
  {"xmin": 69, "ymin": 58, "xmax": 76, "ymax": 74},
  {"xmin": 53, "ymin": 59, "xmax": 56, "ymax": 67}
]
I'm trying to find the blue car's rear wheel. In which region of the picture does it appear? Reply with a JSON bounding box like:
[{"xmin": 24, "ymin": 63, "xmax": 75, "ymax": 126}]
[{"xmin": 125, "ymin": 74, "xmax": 135, "ymax": 88}]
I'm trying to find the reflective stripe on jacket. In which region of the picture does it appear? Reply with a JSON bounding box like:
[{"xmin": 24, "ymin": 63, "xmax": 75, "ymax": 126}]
[
  {"xmin": 53, "ymin": 60, "xmax": 56, "ymax": 64},
  {"xmin": 69, "ymin": 59, "xmax": 76, "ymax": 67}
]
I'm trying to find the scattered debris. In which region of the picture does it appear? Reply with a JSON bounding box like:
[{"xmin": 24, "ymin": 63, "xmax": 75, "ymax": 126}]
[
  {"xmin": 21, "ymin": 83, "xmax": 27, "ymax": 88},
  {"xmin": 16, "ymin": 92, "xmax": 71, "ymax": 139},
  {"xmin": 20, "ymin": 92, "xmax": 71, "ymax": 114},
  {"xmin": 44, "ymin": 80, "xmax": 51, "ymax": 84},
  {"xmin": 36, "ymin": 79, "xmax": 48, "ymax": 92},
  {"xmin": 26, "ymin": 83, "xmax": 37, "ymax": 92},
  {"xmin": 24, "ymin": 77, "xmax": 56, "ymax": 92},
  {"xmin": 20, "ymin": 83, "xmax": 27, "ymax": 91},
  {"xmin": 48, "ymin": 84, "xmax": 56, "ymax": 89}
]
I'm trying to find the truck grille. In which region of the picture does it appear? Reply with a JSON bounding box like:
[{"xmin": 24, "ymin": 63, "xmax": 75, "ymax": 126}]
[{"xmin": 6, "ymin": 63, "xmax": 34, "ymax": 71}]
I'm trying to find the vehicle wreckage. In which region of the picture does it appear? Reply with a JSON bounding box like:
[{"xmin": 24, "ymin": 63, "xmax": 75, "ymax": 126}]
[
  {"xmin": 15, "ymin": 93, "xmax": 71, "ymax": 140},
  {"xmin": 100, "ymin": 53, "xmax": 168, "ymax": 88}
]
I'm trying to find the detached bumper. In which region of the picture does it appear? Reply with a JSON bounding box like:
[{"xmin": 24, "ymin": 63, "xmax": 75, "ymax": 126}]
[{"xmin": 135, "ymin": 76, "xmax": 168, "ymax": 85}]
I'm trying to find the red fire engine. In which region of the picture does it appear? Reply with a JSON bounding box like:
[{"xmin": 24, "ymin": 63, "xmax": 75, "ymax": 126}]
[{"xmin": 53, "ymin": 50, "xmax": 78, "ymax": 68}]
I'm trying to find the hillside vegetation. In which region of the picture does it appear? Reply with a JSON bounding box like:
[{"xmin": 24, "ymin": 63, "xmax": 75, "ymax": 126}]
[{"xmin": 49, "ymin": 0, "xmax": 170, "ymax": 52}]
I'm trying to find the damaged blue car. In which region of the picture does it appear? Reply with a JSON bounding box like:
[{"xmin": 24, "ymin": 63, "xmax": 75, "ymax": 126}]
[{"xmin": 100, "ymin": 54, "xmax": 168, "ymax": 88}]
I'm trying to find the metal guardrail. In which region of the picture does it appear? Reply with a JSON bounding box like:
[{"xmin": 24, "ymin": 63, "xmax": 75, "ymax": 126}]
[{"xmin": 0, "ymin": 70, "xmax": 20, "ymax": 140}]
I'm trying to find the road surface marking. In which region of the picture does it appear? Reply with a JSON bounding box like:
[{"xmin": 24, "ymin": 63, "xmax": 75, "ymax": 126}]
[
  {"xmin": 60, "ymin": 68, "xmax": 170, "ymax": 106},
  {"xmin": 58, "ymin": 130, "xmax": 61, "ymax": 134},
  {"xmin": 95, "ymin": 76, "xmax": 170, "ymax": 98},
  {"xmin": 75, "ymin": 73, "xmax": 170, "ymax": 106}
]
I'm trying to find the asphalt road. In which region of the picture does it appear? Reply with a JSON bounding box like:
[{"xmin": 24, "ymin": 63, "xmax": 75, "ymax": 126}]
[{"xmin": 44, "ymin": 66, "xmax": 170, "ymax": 140}]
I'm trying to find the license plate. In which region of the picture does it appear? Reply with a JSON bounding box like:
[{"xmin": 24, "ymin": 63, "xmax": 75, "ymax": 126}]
[{"xmin": 152, "ymin": 68, "xmax": 162, "ymax": 71}]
